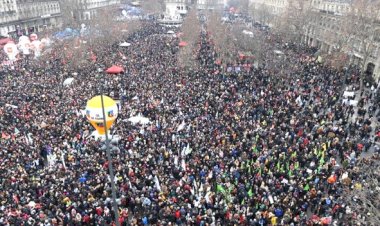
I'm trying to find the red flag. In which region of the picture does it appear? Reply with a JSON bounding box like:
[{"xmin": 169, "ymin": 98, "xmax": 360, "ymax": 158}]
[{"xmin": 2, "ymin": 132, "xmax": 10, "ymax": 139}]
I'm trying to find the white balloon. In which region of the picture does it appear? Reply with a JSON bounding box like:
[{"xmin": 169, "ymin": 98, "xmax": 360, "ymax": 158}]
[{"xmin": 3, "ymin": 43, "xmax": 18, "ymax": 60}]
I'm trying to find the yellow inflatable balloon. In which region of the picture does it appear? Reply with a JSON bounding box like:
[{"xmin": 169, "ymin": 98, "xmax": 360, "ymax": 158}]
[{"xmin": 85, "ymin": 95, "xmax": 118, "ymax": 135}]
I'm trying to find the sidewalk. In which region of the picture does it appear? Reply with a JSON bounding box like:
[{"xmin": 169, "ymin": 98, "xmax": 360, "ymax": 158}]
[{"xmin": 347, "ymin": 86, "xmax": 379, "ymax": 158}]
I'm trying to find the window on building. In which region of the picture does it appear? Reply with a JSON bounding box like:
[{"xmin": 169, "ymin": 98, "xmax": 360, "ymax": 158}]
[
  {"xmin": 374, "ymin": 30, "xmax": 380, "ymax": 42},
  {"xmin": 370, "ymin": 47, "xmax": 378, "ymax": 57}
]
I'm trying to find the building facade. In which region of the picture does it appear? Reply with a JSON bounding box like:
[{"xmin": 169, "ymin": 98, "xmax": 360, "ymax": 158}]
[
  {"xmin": 0, "ymin": 0, "xmax": 62, "ymax": 37},
  {"xmin": 251, "ymin": 0, "xmax": 380, "ymax": 81},
  {"xmin": 163, "ymin": 0, "xmax": 192, "ymax": 20},
  {"xmin": 196, "ymin": 0, "xmax": 224, "ymax": 11},
  {"xmin": 80, "ymin": 0, "xmax": 120, "ymax": 21},
  {"xmin": 61, "ymin": 0, "xmax": 120, "ymax": 22},
  {"xmin": 249, "ymin": 0, "xmax": 289, "ymax": 26},
  {"xmin": 163, "ymin": 0, "xmax": 225, "ymax": 20},
  {"xmin": 303, "ymin": 0, "xmax": 380, "ymax": 81}
]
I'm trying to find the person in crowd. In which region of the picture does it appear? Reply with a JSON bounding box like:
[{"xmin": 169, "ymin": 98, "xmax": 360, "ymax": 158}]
[{"xmin": 0, "ymin": 21, "xmax": 378, "ymax": 226}]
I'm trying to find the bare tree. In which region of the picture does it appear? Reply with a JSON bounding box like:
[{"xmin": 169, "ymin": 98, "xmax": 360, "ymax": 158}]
[
  {"xmin": 59, "ymin": 0, "xmax": 82, "ymax": 27},
  {"xmin": 232, "ymin": 24, "xmax": 267, "ymax": 64},
  {"xmin": 207, "ymin": 12, "xmax": 238, "ymax": 65},
  {"xmin": 274, "ymin": 0, "xmax": 313, "ymax": 46},
  {"xmin": 259, "ymin": 4, "xmax": 274, "ymax": 26},
  {"xmin": 304, "ymin": 0, "xmax": 380, "ymax": 88},
  {"xmin": 89, "ymin": 8, "xmax": 141, "ymax": 45},
  {"xmin": 338, "ymin": 0, "xmax": 380, "ymax": 89},
  {"xmin": 227, "ymin": 0, "xmax": 249, "ymax": 14},
  {"xmin": 178, "ymin": 10, "xmax": 201, "ymax": 69}
]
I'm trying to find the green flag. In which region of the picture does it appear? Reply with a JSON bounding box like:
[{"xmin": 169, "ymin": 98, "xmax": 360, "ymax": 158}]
[
  {"xmin": 318, "ymin": 149, "xmax": 323, "ymax": 158},
  {"xmin": 294, "ymin": 161, "xmax": 299, "ymax": 170},
  {"xmin": 319, "ymin": 157, "xmax": 325, "ymax": 166},
  {"xmin": 303, "ymin": 184, "xmax": 310, "ymax": 191},
  {"xmin": 276, "ymin": 161, "xmax": 280, "ymax": 171},
  {"xmin": 317, "ymin": 165, "xmax": 322, "ymax": 174},
  {"xmin": 216, "ymin": 184, "xmax": 226, "ymax": 193},
  {"xmin": 288, "ymin": 170, "xmax": 293, "ymax": 177},
  {"xmin": 248, "ymin": 188, "xmax": 253, "ymax": 197}
]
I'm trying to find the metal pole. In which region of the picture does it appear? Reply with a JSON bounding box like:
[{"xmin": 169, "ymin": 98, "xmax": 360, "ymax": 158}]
[{"xmin": 100, "ymin": 94, "xmax": 120, "ymax": 226}]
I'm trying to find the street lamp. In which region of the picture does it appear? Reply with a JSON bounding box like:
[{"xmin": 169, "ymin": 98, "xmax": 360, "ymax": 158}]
[{"xmin": 98, "ymin": 68, "xmax": 120, "ymax": 226}]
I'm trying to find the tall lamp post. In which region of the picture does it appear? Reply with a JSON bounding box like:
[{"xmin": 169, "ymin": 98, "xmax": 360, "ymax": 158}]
[{"xmin": 99, "ymin": 68, "xmax": 120, "ymax": 226}]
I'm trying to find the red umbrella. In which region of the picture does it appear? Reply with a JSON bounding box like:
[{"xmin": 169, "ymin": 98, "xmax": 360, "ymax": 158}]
[
  {"xmin": 106, "ymin": 65, "xmax": 124, "ymax": 74},
  {"xmin": 179, "ymin": 41, "xmax": 188, "ymax": 47}
]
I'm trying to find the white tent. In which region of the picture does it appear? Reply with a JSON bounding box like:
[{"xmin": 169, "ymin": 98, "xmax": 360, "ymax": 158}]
[
  {"xmin": 63, "ymin": 77, "xmax": 74, "ymax": 86},
  {"xmin": 119, "ymin": 42, "xmax": 131, "ymax": 47},
  {"xmin": 242, "ymin": 30, "xmax": 254, "ymax": 37},
  {"xmin": 274, "ymin": 50, "xmax": 284, "ymax": 55},
  {"xmin": 125, "ymin": 114, "xmax": 151, "ymax": 125},
  {"xmin": 342, "ymin": 99, "xmax": 358, "ymax": 106},
  {"xmin": 343, "ymin": 91, "xmax": 355, "ymax": 98},
  {"xmin": 167, "ymin": 30, "xmax": 175, "ymax": 34}
]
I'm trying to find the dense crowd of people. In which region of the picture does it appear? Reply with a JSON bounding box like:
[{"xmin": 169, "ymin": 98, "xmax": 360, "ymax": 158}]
[{"xmin": 0, "ymin": 20, "xmax": 379, "ymax": 226}]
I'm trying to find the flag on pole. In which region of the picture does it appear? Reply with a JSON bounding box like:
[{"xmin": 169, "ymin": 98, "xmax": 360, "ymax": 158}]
[
  {"xmin": 248, "ymin": 188, "xmax": 253, "ymax": 197},
  {"xmin": 216, "ymin": 184, "xmax": 226, "ymax": 193},
  {"xmin": 252, "ymin": 144, "xmax": 258, "ymax": 153},
  {"xmin": 294, "ymin": 161, "xmax": 299, "ymax": 170},
  {"xmin": 319, "ymin": 157, "xmax": 325, "ymax": 166},
  {"xmin": 154, "ymin": 175, "xmax": 161, "ymax": 191}
]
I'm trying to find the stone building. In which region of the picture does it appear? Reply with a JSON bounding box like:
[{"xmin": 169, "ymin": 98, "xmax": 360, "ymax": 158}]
[{"xmin": 0, "ymin": 0, "xmax": 62, "ymax": 37}]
